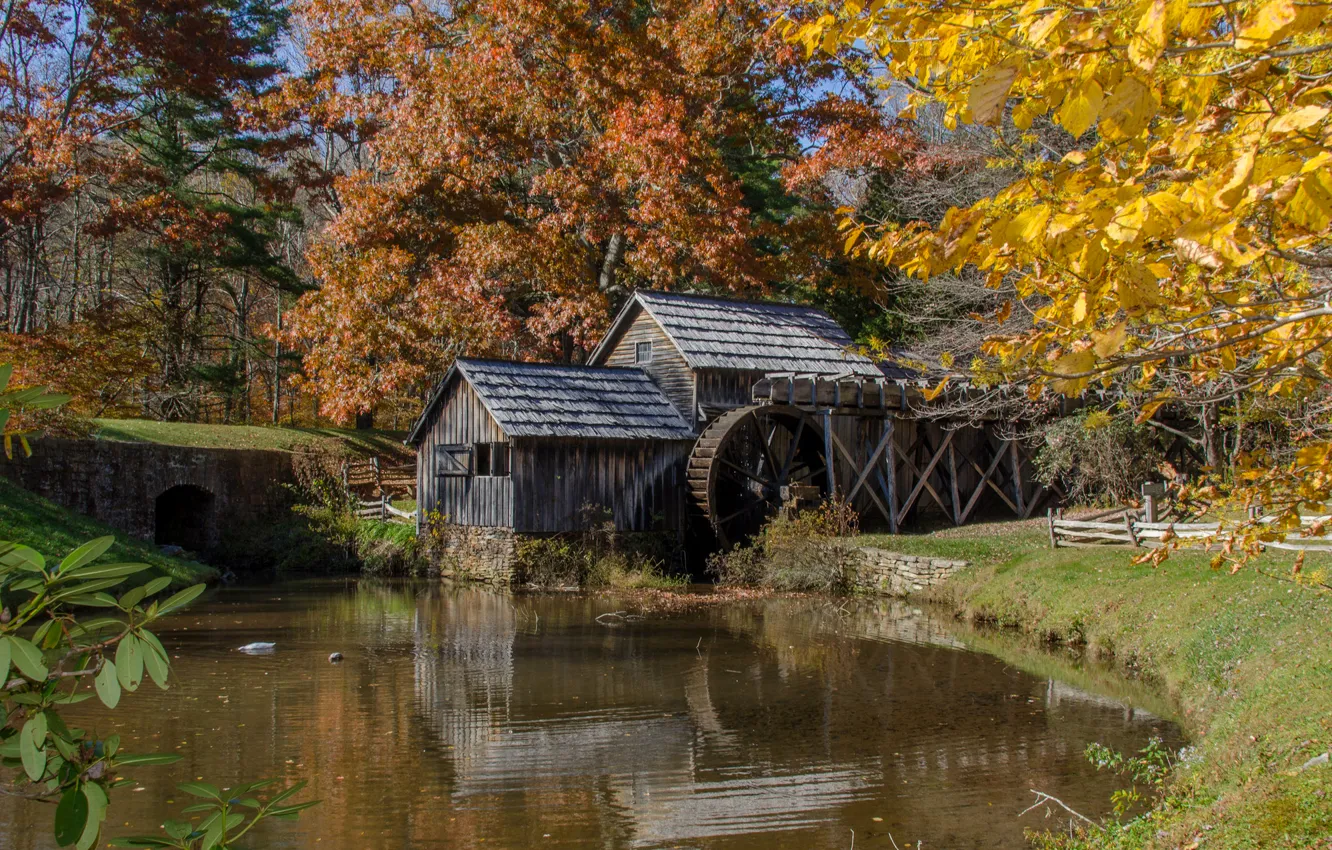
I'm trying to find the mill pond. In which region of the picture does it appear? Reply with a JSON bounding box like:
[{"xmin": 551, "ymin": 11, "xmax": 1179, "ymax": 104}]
[{"xmin": 0, "ymin": 581, "xmax": 1180, "ymax": 850}]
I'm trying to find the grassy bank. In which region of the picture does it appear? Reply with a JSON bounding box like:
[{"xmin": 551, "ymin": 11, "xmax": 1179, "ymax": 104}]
[
  {"xmin": 91, "ymin": 418, "xmax": 412, "ymax": 460},
  {"xmin": 0, "ymin": 477, "xmax": 216, "ymax": 586},
  {"xmin": 866, "ymin": 521, "xmax": 1331, "ymax": 849}
]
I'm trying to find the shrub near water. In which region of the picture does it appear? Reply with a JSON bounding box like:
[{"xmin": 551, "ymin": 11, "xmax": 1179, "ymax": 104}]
[
  {"xmin": 710, "ymin": 499, "xmax": 859, "ymax": 592},
  {"xmin": 513, "ymin": 509, "xmax": 684, "ymax": 588}
]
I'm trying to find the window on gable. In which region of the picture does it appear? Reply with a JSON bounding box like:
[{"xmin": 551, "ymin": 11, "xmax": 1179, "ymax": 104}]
[{"xmin": 635, "ymin": 341, "xmax": 653, "ymax": 364}]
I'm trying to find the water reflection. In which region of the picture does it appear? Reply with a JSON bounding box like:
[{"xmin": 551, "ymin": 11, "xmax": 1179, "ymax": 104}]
[{"xmin": 0, "ymin": 582, "xmax": 1181, "ymax": 850}]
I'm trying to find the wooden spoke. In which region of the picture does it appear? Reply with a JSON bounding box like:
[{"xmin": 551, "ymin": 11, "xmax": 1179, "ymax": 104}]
[
  {"xmin": 779, "ymin": 417, "xmax": 806, "ymax": 483},
  {"xmin": 718, "ymin": 458, "xmax": 768, "ymax": 487}
]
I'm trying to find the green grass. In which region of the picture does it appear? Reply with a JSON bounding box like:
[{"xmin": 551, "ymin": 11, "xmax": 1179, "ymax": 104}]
[
  {"xmin": 355, "ymin": 518, "xmax": 416, "ymax": 547},
  {"xmin": 859, "ymin": 522, "xmax": 1052, "ymax": 563},
  {"xmin": 873, "ymin": 523, "xmax": 1332, "ymax": 849},
  {"xmin": 0, "ymin": 477, "xmax": 216, "ymax": 587},
  {"xmin": 91, "ymin": 418, "xmax": 413, "ymax": 461}
]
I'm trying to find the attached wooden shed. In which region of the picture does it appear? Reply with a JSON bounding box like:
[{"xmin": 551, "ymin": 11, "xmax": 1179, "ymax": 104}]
[
  {"xmin": 588, "ymin": 290, "xmax": 889, "ymax": 424},
  {"xmin": 407, "ymin": 359, "xmax": 697, "ymax": 534}
]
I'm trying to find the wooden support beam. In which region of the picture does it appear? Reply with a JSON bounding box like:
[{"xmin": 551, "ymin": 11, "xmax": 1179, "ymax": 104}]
[
  {"xmin": 822, "ymin": 410, "xmax": 836, "ymax": 497},
  {"xmin": 1009, "ymin": 439, "xmax": 1026, "ymax": 517},
  {"xmin": 883, "ymin": 423, "xmax": 899, "ymax": 533},
  {"xmin": 948, "ymin": 437, "xmax": 961, "ymax": 526},
  {"xmin": 824, "ymin": 423, "xmax": 891, "ymax": 523},
  {"xmin": 897, "ymin": 429, "xmax": 956, "ymax": 519},
  {"xmin": 847, "ymin": 423, "xmax": 894, "ymax": 501},
  {"xmin": 960, "ymin": 439, "xmax": 1015, "ymax": 522},
  {"xmin": 896, "ymin": 429, "xmax": 949, "ymax": 516},
  {"xmin": 1023, "ymin": 485, "xmax": 1048, "ymax": 518}
]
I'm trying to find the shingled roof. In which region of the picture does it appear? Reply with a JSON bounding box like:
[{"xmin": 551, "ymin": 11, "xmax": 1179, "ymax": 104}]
[
  {"xmin": 590, "ymin": 291, "xmax": 886, "ymax": 378},
  {"xmin": 407, "ymin": 358, "xmax": 696, "ymax": 444}
]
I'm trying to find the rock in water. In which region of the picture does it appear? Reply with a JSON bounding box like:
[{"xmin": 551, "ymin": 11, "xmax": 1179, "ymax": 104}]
[
  {"xmin": 237, "ymin": 642, "xmax": 276, "ymax": 654},
  {"xmin": 328, "ymin": 652, "xmax": 344, "ymax": 663}
]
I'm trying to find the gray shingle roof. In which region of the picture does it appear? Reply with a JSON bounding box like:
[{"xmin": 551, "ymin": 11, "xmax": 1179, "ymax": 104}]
[
  {"xmin": 605, "ymin": 291, "xmax": 886, "ymax": 378},
  {"xmin": 408, "ymin": 359, "xmax": 696, "ymax": 444}
]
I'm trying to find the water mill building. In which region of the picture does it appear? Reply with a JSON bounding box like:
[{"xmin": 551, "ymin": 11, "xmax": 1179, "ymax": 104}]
[{"xmin": 407, "ymin": 291, "xmax": 1053, "ymax": 576}]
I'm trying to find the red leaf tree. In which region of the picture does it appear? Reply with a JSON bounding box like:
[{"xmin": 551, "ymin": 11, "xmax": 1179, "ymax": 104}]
[{"xmin": 281, "ymin": 0, "xmax": 916, "ymax": 420}]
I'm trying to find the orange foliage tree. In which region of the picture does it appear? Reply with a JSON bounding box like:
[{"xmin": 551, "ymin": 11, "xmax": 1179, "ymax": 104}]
[{"xmin": 279, "ymin": 0, "xmax": 916, "ymax": 420}]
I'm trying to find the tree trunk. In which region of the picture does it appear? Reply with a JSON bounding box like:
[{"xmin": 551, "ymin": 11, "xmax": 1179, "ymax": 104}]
[
  {"xmin": 1200, "ymin": 402, "xmax": 1222, "ymax": 472},
  {"xmin": 597, "ymin": 232, "xmax": 627, "ymax": 294}
]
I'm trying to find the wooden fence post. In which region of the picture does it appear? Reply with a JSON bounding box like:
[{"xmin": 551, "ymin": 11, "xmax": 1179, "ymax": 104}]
[
  {"xmin": 1047, "ymin": 508, "xmax": 1057, "ymax": 549},
  {"xmin": 1124, "ymin": 513, "xmax": 1140, "ymax": 548},
  {"xmin": 381, "ymin": 493, "xmax": 388, "ymax": 521},
  {"xmin": 1142, "ymin": 481, "xmax": 1165, "ymax": 523}
]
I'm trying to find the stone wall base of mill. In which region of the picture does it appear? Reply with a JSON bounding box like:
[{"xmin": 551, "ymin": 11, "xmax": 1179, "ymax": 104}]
[
  {"xmin": 434, "ymin": 525, "xmax": 517, "ymax": 585},
  {"xmin": 849, "ymin": 547, "xmax": 970, "ymax": 596}
]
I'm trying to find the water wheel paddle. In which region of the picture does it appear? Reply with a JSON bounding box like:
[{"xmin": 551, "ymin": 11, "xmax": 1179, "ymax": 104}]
[{"xmin": 687, "ymin": 405, "xmax": 829, "ymax": 548}]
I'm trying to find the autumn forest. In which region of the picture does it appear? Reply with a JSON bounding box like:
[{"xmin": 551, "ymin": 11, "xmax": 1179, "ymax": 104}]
[{"xmin": 0, "ymin": 0, "xmax": 984, "ymax": 428}]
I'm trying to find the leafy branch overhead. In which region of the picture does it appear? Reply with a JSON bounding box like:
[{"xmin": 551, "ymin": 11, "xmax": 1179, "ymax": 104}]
[{"xmin": 792, "ymin": 0, "xmax": 1332, "ymax": 556}]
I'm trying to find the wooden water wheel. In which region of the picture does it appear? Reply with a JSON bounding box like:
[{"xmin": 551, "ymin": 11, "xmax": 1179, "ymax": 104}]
[{"xmin": 687, "ymin": 405, "xmax": 829, "ymax": 548}]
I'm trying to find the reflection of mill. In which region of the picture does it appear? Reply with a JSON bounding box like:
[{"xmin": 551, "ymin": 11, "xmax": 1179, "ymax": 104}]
[
  {"xmin": 405, "ymin": 592, "xmax": 1180, "ymax": 850},
  {"xmin": 412, "ymin": 591, "xmax": 516, "ymax": 767}
]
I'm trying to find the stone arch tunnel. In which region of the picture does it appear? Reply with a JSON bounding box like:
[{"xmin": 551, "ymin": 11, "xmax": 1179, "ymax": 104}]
[
  {"xmin": 155, "ymin": 484, "xmax": 218, "ymax": 551},
  {"xmin": 1, "ymin": 439, "xmax": 295, "ymax": 555}
]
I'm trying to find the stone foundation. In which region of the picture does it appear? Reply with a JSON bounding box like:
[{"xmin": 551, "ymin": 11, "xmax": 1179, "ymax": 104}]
[
  {"xmin": 435, "ymin": 525, "xmax": 517, "ymax": 584},
  {"xmin": 850, "ymin": 547, "xmax": 970, "ymax": 596}
]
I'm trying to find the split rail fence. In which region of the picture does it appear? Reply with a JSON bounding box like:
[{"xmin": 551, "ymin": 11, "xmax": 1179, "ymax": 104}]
[
  {"xmin": 354, "ymin": 494, "xmax": 415, "ymax": 524},
  {"xmin": 342, "ymin": 457, "xmax": 416, "ymax": 524},
  {"xmin": 1048, "ymin": 508, "xmax": 1332, "ymax": 552}
]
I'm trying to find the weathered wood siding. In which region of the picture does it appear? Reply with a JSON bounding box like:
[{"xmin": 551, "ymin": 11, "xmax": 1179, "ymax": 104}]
[
  {"xmin": 511, "ymin": 438, "xmax": 693, "ymax": 534},
  {"xmin": 695, "ymin": 368, "xmax": 767, "ymax": 423},
  {"xmin": 416, "ymin": 379, "xmax": 513, "ymax": 527},
  {"xmin": 601, "ymin": 310, "xmax": 695, "ymax": 424}
]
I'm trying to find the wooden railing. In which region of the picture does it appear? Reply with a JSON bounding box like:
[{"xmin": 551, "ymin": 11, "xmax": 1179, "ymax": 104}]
[
  {"xmin": 354, "ymin": 494, "xmax": 414, "ymax": 524},
  {"xmin": 1049, "ymin": 508, "xmax": 1332, "ymax": 552},
  {"xmin": 341, "ymin": 457, "xmax": 416, "ymax": 499}
]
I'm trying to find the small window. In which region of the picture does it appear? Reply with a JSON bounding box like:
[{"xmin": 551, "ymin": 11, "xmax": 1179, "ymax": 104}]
[
  {"xmin": 471, "ymin": 441, "xmax": 510, "ymax": 477},
  {"xmin": 635, "ymin": 341, "xmax": 653, "ymax": 364},
  {"xmin": 491, "ymin": 442, "xmax": 510, "ymax": 476}
]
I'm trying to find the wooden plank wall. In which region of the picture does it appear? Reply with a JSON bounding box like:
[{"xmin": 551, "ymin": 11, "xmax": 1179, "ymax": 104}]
[
  {"xmin": 695, "ymin": 368, "xmax": 768, "ymax": 421},
  {"xmin": 511, "ymin": 438, "xmax": 693, "ymax": 534},
  {"xmin": 601, "ymin": 310, "xmax": 696, "ymax": 424},
  {"xmin": 417, "ymin": 379, "xmax": 514, "ymax": 527}
]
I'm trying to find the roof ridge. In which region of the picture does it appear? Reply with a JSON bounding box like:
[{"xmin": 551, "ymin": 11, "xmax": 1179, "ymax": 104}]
[
  {"xmin": 457, "ymin": 356, "xmax": 654, "ymax": 374},
  {"xmin": 635, "ymin": 289, "xmax": 836, "ymax": 314}
]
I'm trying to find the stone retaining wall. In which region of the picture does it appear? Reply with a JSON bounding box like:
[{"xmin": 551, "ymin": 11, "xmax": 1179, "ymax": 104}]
[
  {"xmin": 434, "ymin": 525, "xmax": 517, "ymax": 584},
  {"xmin": 850, "ymin": 547, "xmax": 970, "ymax": 596},
  {"xmin": 0, "ymin": 438, "xmax": 295, "ymax": 550}
]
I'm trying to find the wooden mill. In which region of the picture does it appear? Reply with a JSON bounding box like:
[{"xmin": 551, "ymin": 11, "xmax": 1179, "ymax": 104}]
[{"xmin": 408, "ymin": 291, "xmax": 1054, "ymax": 548}]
